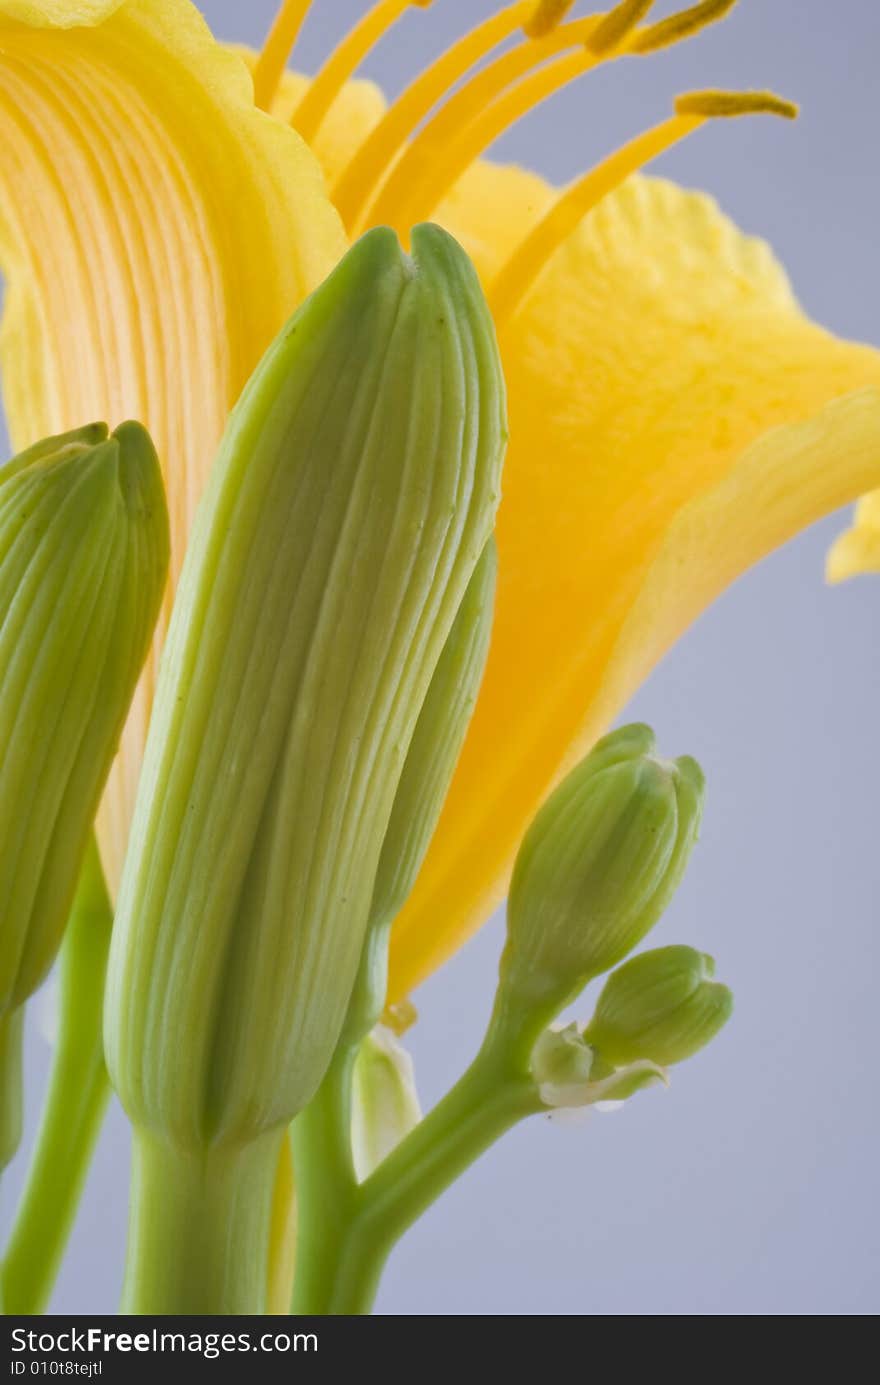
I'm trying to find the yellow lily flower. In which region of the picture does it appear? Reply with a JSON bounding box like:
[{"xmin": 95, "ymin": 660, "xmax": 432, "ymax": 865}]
[
  {"xmin": 0, "ymin": 0, "xmax": 346, "ymax": 889},
  {"xmin": 2, "ymin": 0, "xmax": 880, "ymax": 1017}
]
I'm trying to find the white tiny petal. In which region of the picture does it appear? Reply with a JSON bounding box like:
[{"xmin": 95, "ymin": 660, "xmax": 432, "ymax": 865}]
[
  {"xmin": 34, "ymin": 973, "xmax": 60, "ymax": 1048},
  {"xmin": 594, "ymin": 1099, "xmax": 625, "ymax": 1114},
  {"xmin": 351, "ymin": 1024, "xmax": 421, "ymax": 1180},
  {"xmin": 548, "ymin": 1105, "xmax": 591, "ymax": 1127}
]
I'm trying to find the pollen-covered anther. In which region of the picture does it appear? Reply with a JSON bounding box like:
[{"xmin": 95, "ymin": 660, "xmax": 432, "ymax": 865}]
[
  {"xmin": 524, "ymin": 0, "xmax": 579, "ymax": 41},
  {"xmin": 675, "ymin": 88, "xmax": 799, "ymax": 120},
  {"xmin": 587, "ymin": 0, "xmax": 656, "ymax": 56},
  {"xmin": 631, "ymin": 0, "xmax": 738, "ymax": 54}
]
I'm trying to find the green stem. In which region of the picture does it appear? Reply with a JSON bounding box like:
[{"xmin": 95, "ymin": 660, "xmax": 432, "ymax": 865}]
[
  {"xmin": 1, "ymin": 838, "xmax": 112, "ymax": 1315},
  {"xmin": 121, "ymin": 1125, "xmax": 285, "ymax": 1315},
  {"xmin": 0, "ymin": 1006, "xmax": 24, "ymax": 1174},
  {"xmin": 291, "ymin": 1024, "xmax": 540, "ymax": 1316},
  {"xmin": 0, "ymin": 1005, "xmax": 23, "ymax": 1317},
  {"xmin": 289, "ymin": 1046, "xmax": 359, "ymax": 1315}
]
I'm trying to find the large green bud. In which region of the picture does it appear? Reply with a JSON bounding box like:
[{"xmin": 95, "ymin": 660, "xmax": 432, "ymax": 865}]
[
  {"xmin": 498, "ymin": 724, "xmax": 704, "ymax": 1038},
  {"xmin": 0, "ymin": 422, "xmax": 168, "ymax": 1016},
  {"xmin": 105, "ymin": 225, "xmax": 507, "ymax": 1150},
  {"xmin": 584, "ymin": 945, "xmax": 733, "ymax": 1067}
]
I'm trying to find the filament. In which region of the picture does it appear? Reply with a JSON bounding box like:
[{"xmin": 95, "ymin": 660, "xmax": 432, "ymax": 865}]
[
  {"xmin": 253, "ymin": 0, "xmax": 314, "ymax": 111},
  {"xmin": 490, "ymin": 88, "xmax": 797, "ymax": 325},
  {"xmin": 332, "ymin": 2, "xmax": 535, "ymax": 232},
  {"xmin": 363, "ymin": 18, "xmax": 610, "ymax": 234},
  {"xmin": 292, "ymin": 0, "xmax": 434, "ymax": 145}
]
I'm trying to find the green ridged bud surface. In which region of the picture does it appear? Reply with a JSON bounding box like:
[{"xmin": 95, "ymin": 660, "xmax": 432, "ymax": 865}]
[
  {"xmin": 499, "ymin": 724, "xmax": 704, "ymax": 1035},
  {"xmin": 585, "ymin": 945, "xmax": 733, "ymax": 1067},
  {"xmin": 0, "ymin": 423, "xmax": 168, "ymax": 1014},
  {"xmin": 344, "ymin": 540, "xmax": 496, "ymax": 1043},
  {"xmin": 105, "ymin": 225, "xmax": 507, "ymax": 1150}
]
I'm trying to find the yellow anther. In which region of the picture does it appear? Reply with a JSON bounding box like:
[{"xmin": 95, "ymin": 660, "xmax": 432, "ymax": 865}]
[
  {"xmin": 631, "ymin": 0, "xmax": 737, "ymax": 53},
  {"xmin": 524, "ymin": 0, "xmax": 578, "ymax": 40},
  {"xmin": 588, "ymin": 0, "xmax": 655, "ymax": 55},
  {"xmin": 675, "ymin": 88, "xmax": 799, "ymax": 119}
]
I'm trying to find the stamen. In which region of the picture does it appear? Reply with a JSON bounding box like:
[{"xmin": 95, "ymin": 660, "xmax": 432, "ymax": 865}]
[
  {"xmin": 489, "ymin": 89, "xmax": 795, "ymax": 325},
  {"xmin": 524, "ymin": 0, "xmax": 579, "ymax": 39},
  {"xmin": 332, "ymin": 2, "xmax": 537, "ymax": 232},
  {"xmin": 292, "ymin": 0, "xmax": 434, "ymax": 145},
  {"xmin": 253, "ymin": 0, "xmax": 314, "ymax": 111},
  {"xmin": 588, "ymin": 0, "xmax": 655, "ymax": 55},
  {"xmin": 631, "ymin": 0, "xmax": 737, "ymax": 54},
  {"xmin": 363, "ymin": 17, "xmax": 611, "ymax": 234},
  {"xmin": 675, "ymin": 88, "xmax": 798, "ymax": 118}
]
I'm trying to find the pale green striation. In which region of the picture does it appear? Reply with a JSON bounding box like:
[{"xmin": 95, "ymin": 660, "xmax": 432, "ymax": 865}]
[
  {"xmin": 0, "ymin": 422, "xmax": 168, "ymax": 1020},
  {"xmin": 584, "ymin": 944, "xmax": 733, "ymax": 1066},
  {"xmin": 105, "ymin": 224, "xmax": 507, "ymax": 1158},
  {"xmin": 343, "ymin": 539, "xmax": 496, "ymax": 1044},
  {"xmin": 497, "ymin": 724, "xmax": 705, "ymax": 1039}
]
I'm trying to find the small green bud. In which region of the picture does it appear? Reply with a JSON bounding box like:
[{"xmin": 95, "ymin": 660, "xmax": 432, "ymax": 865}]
[
  {"xmin": 105, "ymin": 225, "xmax": 506, "ymax": 1149},
  {"xmin": 585, "ymin": 945, "xmax": 733, "ymax": 1067},
  {"xmin": 343, "ymin": 540, "xmax": 496, "ymax": 1044},
  {"xmin": 351, "ymin": 1026, "xmax": 422, "ymax": 1180},
  {"xmin": 0, "ymin": 422, "xmax": 168, "ymax": 1014},
  {"xmin": 498, "ymin": 724, "xmax": 704, "ymax": 1034}
]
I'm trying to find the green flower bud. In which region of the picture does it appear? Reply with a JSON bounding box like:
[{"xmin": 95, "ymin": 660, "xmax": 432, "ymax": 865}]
[
  {"xmin": 584, "ymin": 945, "xmax": 733, "ymax": 1067},
  {"xmin": 105, "ymin": 225, "xmax": 507, "ymax": 1150},
  {"xmin": 343, "ymin": 539, "xmax": 496, "ymax": 1044},
  {"xmin": 498, "ymin": 724, "xmax": 704, "ymax": 1036},
  {"xmin": 351, "ymin": 1026, "xmax": 422, "ymax": 1180},
  {"xmin": 0, "ymin": 422, "xmax": 168, "ymax": 1014}
]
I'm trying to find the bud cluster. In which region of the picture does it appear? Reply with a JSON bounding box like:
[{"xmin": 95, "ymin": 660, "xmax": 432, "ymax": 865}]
[{"xmin": 491, "ymin": 724, "xmax": 731, "ymax": 1107}]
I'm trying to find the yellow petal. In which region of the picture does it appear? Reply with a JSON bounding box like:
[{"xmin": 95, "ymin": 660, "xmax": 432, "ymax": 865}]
[
  {"xmin": 386, "ymin": 169, "xmax": 880, "ymax": 1001},
  {"xmin": 233, "ymin": 48, "xmax": 388, "ymax": 191},
  {"xmin": 0, "ymin": 1, "xmax": 346, "ymax": 889},
  {"xmin": 827, "ymin": 490, "xmax": 880, "ymax": 581},
  {"xmin": 589, "ymin": 388, "xmax": 880, "ymax": 733},
  {"xmin": 0, "ymin": 1, "xmax": 123, "ymax": 22}
]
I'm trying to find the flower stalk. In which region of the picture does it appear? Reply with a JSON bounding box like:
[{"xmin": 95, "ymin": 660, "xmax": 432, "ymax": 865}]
[
  {"xmin": 121, "ymin": 1128, "xmax": 286, "ymax": 1315},
  {"xmin": 291, "ymin": 1026, "xmax": 539, "ymax": 1316},
  {"xmin": 288, "ymin": 723, "xmax": 720, "ymax": 1314},
  {"xmin": 1, "ymin": 838, "xmax": 113, "ymax": 1316},
  {"xmin": 0, "ymin": 1009, "xmax": 22, "ymax": 1176}
]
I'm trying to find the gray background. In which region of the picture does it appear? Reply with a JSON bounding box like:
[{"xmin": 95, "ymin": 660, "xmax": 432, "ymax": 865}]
[{"xmin": 2, "ymin": 0, "xmax": 878, "ymax": 1315}]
